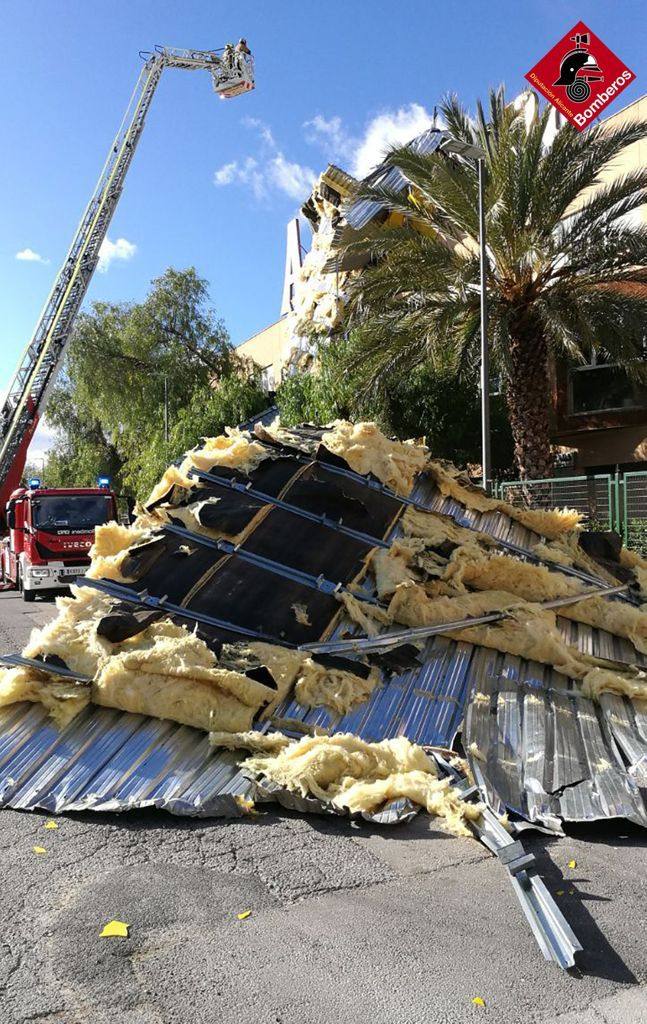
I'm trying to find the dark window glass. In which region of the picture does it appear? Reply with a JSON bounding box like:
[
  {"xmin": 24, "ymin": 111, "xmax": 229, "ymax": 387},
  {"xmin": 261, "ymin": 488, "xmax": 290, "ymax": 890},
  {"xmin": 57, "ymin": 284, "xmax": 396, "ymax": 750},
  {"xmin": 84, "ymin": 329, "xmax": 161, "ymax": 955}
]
[
  {"xmin": 32, "ymin": 495, "xmax": 113, "ymax": 531},
  {"xmin": 569, "ymin": 365, "xmax": 647, "ymax": 415}
]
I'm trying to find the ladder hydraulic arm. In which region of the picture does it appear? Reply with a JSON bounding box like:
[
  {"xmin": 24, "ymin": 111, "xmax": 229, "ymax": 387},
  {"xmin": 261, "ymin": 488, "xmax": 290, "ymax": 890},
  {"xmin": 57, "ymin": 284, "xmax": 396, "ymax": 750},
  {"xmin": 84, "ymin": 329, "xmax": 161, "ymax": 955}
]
[{"xmin": 0, "ymin": 43, "xmax": 254, "ymax": 509}]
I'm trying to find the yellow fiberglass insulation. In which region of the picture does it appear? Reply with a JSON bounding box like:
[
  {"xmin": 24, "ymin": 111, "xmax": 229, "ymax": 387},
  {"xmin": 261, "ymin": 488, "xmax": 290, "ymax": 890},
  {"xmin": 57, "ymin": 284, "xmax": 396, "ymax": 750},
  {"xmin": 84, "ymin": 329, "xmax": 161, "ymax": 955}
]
[
  {"xmin": 370, "ymin": 543, "xmax": 422, "ymax": 600},
  {"xmin": 241, "ymin": 642, "xmax": 379, "ymax": 717},
  {"xmin": 0, "ymin": 583, "xmax": 280, "ymax": 731},
  {"xmin": 0, "ymin": 669, "xmax": 89, "ymax": 729},
  {"xmin": 386, "ymin": 583, "xmax": 594, "ymax": 679},
  {"xmin": 381, "ymin": 582, "xmax": 647, "ymax": 700},
  {"xmin": 401, "ymin": 506, "xmax": 494, "ymax": 549},
  {"xmin": 580, "ymin": 667, "xmax": 647, "ymax": 703},
  {"xmin": 294, "ymin": 660, "xmax": 380, "ymax": 716},
  {"xmin": 533, "ymin": 534, "xmax": 620, "ymax": 588},
  {"xmin": 243, "ymin": 733, "xmax": 484, "ymax": 836},
  {"xmin": 86, "ymin": 521, "xmax": 153, "ymax": 582},
  {"xmin": 321, "ymin": 421, "xmax": 428, "ymax": 497},
  {"xmin": 92, "ymin": 630, "xmax": 277, "ymax": 733},
  {"xmin": 442, "ymin": 547, "xmax": 647, "ymax": 655},
  {"xmin": 143, "ymin": 429, "xmax": 269, "ymax": 509},
  {"xmin": 426, "ymin": 460, "xmax": 581, "ymax": 540}
]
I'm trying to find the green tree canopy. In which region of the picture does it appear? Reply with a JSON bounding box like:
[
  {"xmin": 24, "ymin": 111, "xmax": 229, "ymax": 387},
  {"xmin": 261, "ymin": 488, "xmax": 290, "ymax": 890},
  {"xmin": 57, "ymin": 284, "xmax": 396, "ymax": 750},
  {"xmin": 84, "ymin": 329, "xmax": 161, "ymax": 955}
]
[
  {"xmin": 45, "ymin": 268, "xmax": 267, "ymax": 500},
  {"xmin": 276, "ymin": 336, "xmax": 514, "ymax": 472},
  {"xmin": 334, "ymin": 89, "xmax": 647, "ymax": 479}
]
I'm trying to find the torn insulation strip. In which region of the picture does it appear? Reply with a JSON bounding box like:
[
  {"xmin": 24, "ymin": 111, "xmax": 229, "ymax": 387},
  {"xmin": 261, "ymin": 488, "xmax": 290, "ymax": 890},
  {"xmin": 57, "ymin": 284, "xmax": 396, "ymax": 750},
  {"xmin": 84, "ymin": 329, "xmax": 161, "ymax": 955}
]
[
  {"xmin": 243, "ymin": 733, "xmax": 484, "ymax": 836},
  {"xmin": 386, "ymin": 507, "xmax": 647, "ymax": 653},
  {"xmin": 341, "ymin": 584, "xmax": 647, "ymax": 702},
  {"xmin": 426, "ymin": 460, "xmax": 581, "ymax": 540}
]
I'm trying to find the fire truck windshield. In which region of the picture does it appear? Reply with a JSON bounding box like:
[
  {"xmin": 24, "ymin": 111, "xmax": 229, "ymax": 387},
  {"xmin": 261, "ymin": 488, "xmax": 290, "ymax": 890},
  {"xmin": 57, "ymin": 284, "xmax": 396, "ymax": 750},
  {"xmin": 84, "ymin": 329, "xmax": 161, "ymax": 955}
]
[{"xmin": 32, "ymin": 495, "xmax": 113, "ymax": 531}]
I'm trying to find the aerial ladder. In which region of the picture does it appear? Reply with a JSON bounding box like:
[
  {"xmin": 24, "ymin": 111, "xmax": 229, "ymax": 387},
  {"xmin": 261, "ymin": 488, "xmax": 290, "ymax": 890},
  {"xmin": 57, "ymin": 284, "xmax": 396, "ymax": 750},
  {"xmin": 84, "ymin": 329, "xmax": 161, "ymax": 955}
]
[{"xmin": 0, "ymin": 42, "xmax": 254, "ymax": 518}]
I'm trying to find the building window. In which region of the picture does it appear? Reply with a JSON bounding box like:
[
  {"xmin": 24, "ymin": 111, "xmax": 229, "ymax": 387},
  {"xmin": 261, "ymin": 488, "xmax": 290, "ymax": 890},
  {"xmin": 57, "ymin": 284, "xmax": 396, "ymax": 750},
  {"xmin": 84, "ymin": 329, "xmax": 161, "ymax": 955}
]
[
  {"xmin": 569, "ymin": 364, "xmax": 647, "ymax": 415},
  {"xmin": 261, "ymin": 365, "xmax": 275, "ymax": 393}
]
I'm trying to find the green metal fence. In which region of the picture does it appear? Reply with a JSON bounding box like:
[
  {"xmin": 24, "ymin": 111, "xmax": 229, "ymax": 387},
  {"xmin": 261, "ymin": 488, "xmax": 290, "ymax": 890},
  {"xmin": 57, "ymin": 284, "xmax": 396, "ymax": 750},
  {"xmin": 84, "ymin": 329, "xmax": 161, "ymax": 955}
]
[
  {"xmin": 495, "ymin": 471, "xmax": 647, "ymax": 554},
  {"xmin": 622, "ymin": 471, "xmax": 647, "ymax": 553}
]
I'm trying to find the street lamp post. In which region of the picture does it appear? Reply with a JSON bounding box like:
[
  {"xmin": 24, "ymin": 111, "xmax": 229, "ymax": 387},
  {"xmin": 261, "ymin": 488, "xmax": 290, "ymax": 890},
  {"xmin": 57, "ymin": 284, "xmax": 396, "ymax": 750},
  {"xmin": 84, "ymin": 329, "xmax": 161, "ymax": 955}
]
[{"xmin": 439, "ymin": 138, "xmax": 491, "ymax": 492}]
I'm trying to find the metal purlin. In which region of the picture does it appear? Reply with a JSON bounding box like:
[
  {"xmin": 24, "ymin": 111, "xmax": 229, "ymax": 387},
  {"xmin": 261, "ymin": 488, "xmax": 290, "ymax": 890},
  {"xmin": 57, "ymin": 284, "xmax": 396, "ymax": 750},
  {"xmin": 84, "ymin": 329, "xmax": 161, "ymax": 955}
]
[
  {"xmin": 433, "ymin": 753, "xmax": 582, "ymax": 970},
  {"xmin": 303, "ymin": 583, "xmax": 630, "ymax": 655},
  {"xmin": 75, "ymin": 575, "xmax": 297, "ymax": 647}
]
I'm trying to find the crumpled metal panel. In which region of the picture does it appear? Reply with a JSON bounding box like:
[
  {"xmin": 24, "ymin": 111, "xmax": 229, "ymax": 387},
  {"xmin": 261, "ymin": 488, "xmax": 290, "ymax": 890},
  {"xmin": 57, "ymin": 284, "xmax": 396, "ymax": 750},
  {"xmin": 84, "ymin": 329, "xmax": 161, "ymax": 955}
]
[
  {"xmin": 0, "ymin": 460, "xmax": 644, "ymax": 827},
  {"xmin": 464, "ymin": 647, "xmax": 647, "ymax": 829},
  {"xmin": 0, "ymin": 702, "xmax": 253, "ymax": 816}
]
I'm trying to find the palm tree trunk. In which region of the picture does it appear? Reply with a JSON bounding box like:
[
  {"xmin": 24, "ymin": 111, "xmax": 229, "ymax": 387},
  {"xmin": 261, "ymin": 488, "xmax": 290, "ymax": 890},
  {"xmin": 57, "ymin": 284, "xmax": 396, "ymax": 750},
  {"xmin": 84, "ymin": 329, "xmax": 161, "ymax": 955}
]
[{"xmin": 505, "ymin": 319, "xmax": 554, "ymax": 481}]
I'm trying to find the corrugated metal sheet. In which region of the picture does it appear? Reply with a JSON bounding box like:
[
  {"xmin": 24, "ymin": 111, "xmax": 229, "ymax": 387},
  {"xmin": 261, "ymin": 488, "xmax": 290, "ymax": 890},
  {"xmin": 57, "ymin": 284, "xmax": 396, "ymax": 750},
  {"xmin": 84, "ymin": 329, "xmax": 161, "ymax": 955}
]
[
  {"xmin": 464, "ymin": 647, "xmax": 647, "ymax": 830},
  {"xmin": 0, "ymin": 701, "xmax": 253, "ymax": 816},
  {"xmin": 344, "ymin": 128, "xmax": 446, "ymax": 229},
  {"xmin": 271, "ymin": 634, "xmax": 472, "ymax": 747}
]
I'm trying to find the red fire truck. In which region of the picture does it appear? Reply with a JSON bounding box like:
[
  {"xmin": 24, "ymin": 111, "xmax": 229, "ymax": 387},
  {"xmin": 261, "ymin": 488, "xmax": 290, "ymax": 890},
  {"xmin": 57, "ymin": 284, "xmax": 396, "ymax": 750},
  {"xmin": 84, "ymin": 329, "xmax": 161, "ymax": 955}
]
[{"xmin": 1, "ymin": 480, "xmax": 117, "ymax": 601}]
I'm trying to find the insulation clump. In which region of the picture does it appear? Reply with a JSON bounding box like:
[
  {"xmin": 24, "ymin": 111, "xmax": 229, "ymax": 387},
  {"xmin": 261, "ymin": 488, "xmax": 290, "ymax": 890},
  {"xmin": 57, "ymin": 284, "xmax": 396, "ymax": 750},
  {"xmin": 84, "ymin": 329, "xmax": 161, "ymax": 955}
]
[
  {"xmin": 321, "ymin": 421, "xmax": 428, "ymax": 496},
  {"xmin": 143, "ymin": 428, "xmax": 269, "ymax": 510},
  {"xmin": 244, "ymin": 733, "xmax": 484, "ymax": 835},
  {"xmin": 294, "ymin": 659, "xmax": 380, "ymax": 716}
]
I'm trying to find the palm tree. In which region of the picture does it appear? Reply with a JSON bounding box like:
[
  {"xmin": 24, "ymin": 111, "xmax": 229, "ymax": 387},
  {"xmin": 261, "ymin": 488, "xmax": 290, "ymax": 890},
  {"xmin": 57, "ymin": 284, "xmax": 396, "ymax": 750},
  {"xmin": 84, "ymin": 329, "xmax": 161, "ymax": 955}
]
[{"xmin": 335, "ymin": 88, "xmax": 647, "ymax": 479}]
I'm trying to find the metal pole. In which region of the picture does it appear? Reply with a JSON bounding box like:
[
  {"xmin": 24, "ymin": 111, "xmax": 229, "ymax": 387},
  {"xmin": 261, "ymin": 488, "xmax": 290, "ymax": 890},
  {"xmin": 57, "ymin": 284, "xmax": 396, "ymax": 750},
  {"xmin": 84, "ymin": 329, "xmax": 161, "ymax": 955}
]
[
  {"xmin": 478, "ymin": 157, "xmax": 492, "ymax": 494},
  {"xmin": 163, "ymin": 375, "xmax": 169, "ymax": 444}
]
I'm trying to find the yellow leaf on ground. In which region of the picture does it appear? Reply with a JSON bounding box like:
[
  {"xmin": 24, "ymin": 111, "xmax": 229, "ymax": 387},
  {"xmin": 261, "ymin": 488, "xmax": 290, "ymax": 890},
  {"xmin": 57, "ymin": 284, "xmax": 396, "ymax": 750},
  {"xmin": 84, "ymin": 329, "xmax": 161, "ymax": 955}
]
[
  {"xmin": 556, "ymin": 890, "xmax": 564, "ymax": 896},
  {"xmin": 32, "ymin": 846, "xmax": 47, "ymax": 855},
  {"xmin": 44, "ymin": 820, "xmax": 59, "ymax": 830},
  {"xmin": 100, "ymin": 920, "xmax": 129, "ymax": 938},
  {"xmin": 568, "ymin": 859, "xmax": 577, "ymax": 869},
  {"xmin": 472, "ymin": 996, "xmax": 486, "ymax": 1007},
  {"xmin": 236, "ymin": 910, "xmax": 252, "ymax": 920}
]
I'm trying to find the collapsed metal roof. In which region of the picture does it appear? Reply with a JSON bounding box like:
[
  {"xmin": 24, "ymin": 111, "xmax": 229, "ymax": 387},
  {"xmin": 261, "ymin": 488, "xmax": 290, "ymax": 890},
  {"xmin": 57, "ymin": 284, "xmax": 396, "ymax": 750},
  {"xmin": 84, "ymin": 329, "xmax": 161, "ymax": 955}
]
[{"xmin": 1, "ymin": 419, "xmax": 646, "ymax": 970}]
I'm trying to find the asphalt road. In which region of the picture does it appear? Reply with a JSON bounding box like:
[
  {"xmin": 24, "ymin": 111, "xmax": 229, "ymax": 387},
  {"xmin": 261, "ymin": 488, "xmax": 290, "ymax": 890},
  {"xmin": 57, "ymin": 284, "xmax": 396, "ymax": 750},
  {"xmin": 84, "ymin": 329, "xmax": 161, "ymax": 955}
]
[{"xmin": 0, "ymin": 589, "xmax": 645, "ymax": 1024}]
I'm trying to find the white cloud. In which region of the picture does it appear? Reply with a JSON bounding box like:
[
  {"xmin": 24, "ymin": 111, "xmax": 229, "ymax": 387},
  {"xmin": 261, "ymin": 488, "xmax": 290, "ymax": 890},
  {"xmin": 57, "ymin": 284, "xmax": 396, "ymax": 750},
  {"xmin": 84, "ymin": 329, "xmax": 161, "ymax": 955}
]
[
  {"xmin": 304, "ymin": 104, "xmax": 436, "ymax": 179},
  {"xmin": 351, "ymin": 104, "xmax": 434, "ymax": 178},
  {"xmin": 242, "ymin": 116, "xmax": 275, "ymax": 147},
  {"xmin": 304, "ymin": 115, "xmax": 356, "ymax": 163},
  {"xmin": 97, "ymin": 236, "xmax": 137, "ymax": 273},
  {"xmin": 268, "ymin": 154, "xmax": 316, "ymax": 201},
  {"xmin": 214, "ymin": 156, "xmax": 267, "ymax": 200},
  {"xmin": 213, "ymin": 161, "xmax": 238, "ymax": 185},
  {"xmin": 214, "ymin": 120, "xmax": 316, "ymax": 203},
  {"xmin": 15, "ymin": 247, "xmax": 49, "ymax": 264}
]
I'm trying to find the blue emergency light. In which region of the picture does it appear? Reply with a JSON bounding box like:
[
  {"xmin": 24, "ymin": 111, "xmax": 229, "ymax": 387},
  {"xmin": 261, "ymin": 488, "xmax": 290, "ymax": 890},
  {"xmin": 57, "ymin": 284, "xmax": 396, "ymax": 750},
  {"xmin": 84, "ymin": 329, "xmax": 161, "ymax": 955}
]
[
  {"xmin": 97, "ymin": 476, "xmax": 111, "ymax": 489},
  {"xmin": 28, "ymin": 478, "xmax": 41, "ymax": 488}
]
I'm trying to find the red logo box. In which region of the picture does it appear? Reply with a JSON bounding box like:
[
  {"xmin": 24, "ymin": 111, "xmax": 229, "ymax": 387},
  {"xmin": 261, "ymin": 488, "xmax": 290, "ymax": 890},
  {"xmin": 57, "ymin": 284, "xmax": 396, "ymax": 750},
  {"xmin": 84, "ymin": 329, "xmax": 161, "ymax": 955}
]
[{"xmin": 525, "ymin": 21, "xmax": 635, "ymax": 131}]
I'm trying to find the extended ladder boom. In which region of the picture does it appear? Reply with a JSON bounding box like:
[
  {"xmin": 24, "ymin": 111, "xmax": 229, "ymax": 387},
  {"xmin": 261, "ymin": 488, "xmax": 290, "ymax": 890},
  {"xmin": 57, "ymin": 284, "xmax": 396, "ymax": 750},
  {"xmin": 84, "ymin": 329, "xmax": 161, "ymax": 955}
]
[{"xmin": 0, "ymin": 44, "xmax": 254, "ymax": 503}]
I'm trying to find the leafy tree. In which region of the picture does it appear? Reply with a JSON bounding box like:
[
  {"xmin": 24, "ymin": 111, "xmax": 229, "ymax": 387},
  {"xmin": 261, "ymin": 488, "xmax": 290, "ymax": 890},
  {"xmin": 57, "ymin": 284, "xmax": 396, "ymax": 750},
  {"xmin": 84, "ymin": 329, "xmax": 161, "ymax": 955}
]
[
  {"xmin": 334, "ymin": 89, "xmax": 647, "ymax": 479},
  {"xmin": 45, "ymin": 268, "xmax": 267, "ymax": 500},
  {"xmin": 276, "ymin": 337, "xmax": 514, "ymax": 472}
]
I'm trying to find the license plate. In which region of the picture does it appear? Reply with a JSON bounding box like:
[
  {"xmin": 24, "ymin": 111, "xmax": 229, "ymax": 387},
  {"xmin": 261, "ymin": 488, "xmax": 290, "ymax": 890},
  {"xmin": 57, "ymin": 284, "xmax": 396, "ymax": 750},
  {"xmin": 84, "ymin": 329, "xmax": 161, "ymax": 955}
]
[{"xmin": 58, "ymin": 568, "xmax": 86, "ymax": 578}]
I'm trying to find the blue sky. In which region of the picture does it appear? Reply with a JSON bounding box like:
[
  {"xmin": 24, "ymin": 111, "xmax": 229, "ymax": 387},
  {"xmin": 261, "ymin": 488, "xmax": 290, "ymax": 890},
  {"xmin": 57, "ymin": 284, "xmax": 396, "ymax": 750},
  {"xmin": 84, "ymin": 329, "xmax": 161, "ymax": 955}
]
[{"xmin": 1, "ymin": 0, "xmax": 644, "ymax": 455}]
